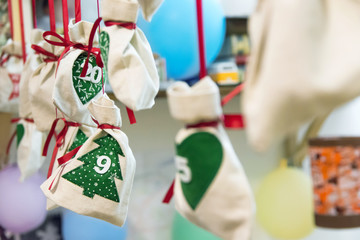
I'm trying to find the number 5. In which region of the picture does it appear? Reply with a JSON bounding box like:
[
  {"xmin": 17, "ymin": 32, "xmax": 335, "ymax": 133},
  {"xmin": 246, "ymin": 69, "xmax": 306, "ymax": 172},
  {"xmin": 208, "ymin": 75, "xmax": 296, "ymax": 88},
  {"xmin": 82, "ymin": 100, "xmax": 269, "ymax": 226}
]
[{"xmin": 175, "ymin": 156, "xmax": 192, "ymax": 183}]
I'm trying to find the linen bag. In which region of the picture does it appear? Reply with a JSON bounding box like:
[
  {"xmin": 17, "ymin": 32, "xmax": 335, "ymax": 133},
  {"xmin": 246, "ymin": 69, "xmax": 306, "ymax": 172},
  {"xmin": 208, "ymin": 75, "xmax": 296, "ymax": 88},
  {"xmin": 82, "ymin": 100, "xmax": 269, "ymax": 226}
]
[
  {"xmin": 45, "ymin": 124, "xmax": 95, "ymax": 210},
  {"xmin": 52, "ymin": 19, "xmax": 105, "ymax": 127},
  {"xmin": 17, "ymin": 29, "xmax": 47, "ymax": 181},
  {"xmin": 100, "ymin": 0, "xmax": 159, "ymax": 111},
  {"xmin": 41, "ymin": 96, "xmax": 136, "ymax": 226},
  {"xmin": 243, "ymin": 0, "xmax": 360, "ymax": 151},
  {"xmin": 0, "ymin": 40, "xmax": 23, "ymax": 113},
  {"xmin": 30, "ymin": 35, "xmax": 64, "ymax": 132},
  {"xmin": 167, "ymin": 77, "xmax": 254, "ymax": 240}
]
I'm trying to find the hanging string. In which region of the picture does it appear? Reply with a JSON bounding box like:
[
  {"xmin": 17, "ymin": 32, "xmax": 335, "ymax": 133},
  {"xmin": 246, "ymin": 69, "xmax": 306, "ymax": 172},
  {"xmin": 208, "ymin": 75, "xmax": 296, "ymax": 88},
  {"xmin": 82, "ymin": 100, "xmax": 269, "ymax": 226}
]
[
  {"xmin": 75, "ymin": 0, "xmax": 81, "ymax": 23},
  {"xmin": 48, "ymin": 0, "xmax": 56, "ymax": 32},
  {"xmin": 18, "ymin": 0, "xmax": 26, "ymax": 63},
  {"xmin": 196, "ymin": 0, "xmax": 207, "ymax": 79},
  {"xmin": 61, "ymin": 0, "xmax": 69, "ymax": 40},
  {"xmin": 7, "ymin": 0, "xmax": 13, "ymax": 39},
  {"xmin": 31, "ymin": 0, "xmax": 37, "ymax": 28}
]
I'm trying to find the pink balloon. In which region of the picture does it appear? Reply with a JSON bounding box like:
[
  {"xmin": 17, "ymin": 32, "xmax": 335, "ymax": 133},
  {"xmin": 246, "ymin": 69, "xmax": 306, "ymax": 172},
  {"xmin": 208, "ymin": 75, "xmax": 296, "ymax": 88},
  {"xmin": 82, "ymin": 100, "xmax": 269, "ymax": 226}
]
[{"xmin": 0, "ymin": 165, "xmax": 47, "ymax": 233}]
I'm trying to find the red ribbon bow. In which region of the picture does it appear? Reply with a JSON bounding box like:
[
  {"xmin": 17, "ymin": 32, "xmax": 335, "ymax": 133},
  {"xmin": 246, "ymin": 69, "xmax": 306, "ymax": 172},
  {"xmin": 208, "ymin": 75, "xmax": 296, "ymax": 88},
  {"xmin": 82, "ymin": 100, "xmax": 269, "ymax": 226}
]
[
  {"xmin": 43, "ymin": 118, "xmax": 81, "ymax": 178},
  {"xmin": 43, "ymin": 17, "xmax": 104, "ymax": 77},
  {"xmin": 92, "ymin": 117, "xmax": 120, "ymax": 130},
  {"xmin": 31, "ymin": 44, "xmax": 59, "ymax": 63},
  {"xmin": 104, "ymin": 21, "xmax": 136, "ymax": 29}
]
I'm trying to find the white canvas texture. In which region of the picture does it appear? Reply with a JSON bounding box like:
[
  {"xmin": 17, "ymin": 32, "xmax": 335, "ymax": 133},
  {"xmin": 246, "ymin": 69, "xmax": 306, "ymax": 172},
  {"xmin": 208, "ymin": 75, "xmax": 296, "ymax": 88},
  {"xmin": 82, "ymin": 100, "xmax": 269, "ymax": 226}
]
[
  {"xmin": 101, "ymin": 0, "xmax": 159, "ymax": 111},
  {"xmin": 243, "ymin": 0, "xmax": 360, "ymax": 151},
  {"xmin": 167, "ymin": 78, "xmax": 254, "ymax": 240},
  {"xmin": 41, "ymin": 96, "xmax": 136, "ymax": 226}
]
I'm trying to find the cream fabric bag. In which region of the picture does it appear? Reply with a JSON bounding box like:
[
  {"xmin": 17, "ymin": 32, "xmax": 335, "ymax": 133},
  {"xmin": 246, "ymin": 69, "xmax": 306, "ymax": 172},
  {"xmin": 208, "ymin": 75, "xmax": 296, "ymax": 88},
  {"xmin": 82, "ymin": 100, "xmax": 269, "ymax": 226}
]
[
  {"xmin": 53, "ymin": 19, "xmax": 104, "ymax": 127},
  {"xmin": 138, "ymin": 0, "xmax": 164, "ymax": 21},
  {"xmin": 19, "ymin": 29, "xmax": 43, "ymax": 118},
  {"xmin": 100, "ymin": 0, "xmax": 159, "ymax": 111},
  {"xmin": 30, "ymin": 36, "xmax": 64, "ymax": 132},
  {"xmin": 243, "ymin": 0, "xmax": 360, "ymax": 151},
  {"xmin": 17, "ymin": 29, "xmax": 46, "ymax": 181},
  {"xmin": 16, "ymin": 119, "xmax": 45, "ymax": 181},
  {"xmin": 41, "ymin": 96, "xmax": 136, "ymax": 226},
  {"xmin": 0, "ymin": 40, "xmax": 23, "ymax": 113},
  {"xmin": 46, "ymin": 124, "xmax": 95, "ymax": 210},
  {"xmin": 167, "ymin": 77, "xmax": 254, "ymax": 240}
]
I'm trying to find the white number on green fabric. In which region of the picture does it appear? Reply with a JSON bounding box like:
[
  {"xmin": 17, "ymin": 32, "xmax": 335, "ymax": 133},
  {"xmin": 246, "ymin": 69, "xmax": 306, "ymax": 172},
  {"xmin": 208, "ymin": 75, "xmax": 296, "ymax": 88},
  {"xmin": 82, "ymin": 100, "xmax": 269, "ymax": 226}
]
[
  {"xmin": 93, "ymin": 156, "xmax": 111, "ymax": 174},
  {"xmin": 175, "ymin": 156, "xmax": 192, "ymax": 183},
  {"xmin": 79, "ymin": 62, "xmax": 102, "ymax": 84}
]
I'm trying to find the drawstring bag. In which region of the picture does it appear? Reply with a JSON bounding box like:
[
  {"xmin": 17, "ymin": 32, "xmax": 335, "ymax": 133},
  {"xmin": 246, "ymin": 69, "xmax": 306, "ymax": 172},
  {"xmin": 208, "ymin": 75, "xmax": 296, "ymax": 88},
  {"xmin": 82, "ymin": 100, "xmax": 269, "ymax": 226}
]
[
  {"xmin": 30, "ymin": 34, "xmax": 63, "ymax": 132},
  {"xmin": 100, "ymin": 0, "xmax": 159, "ymax": 111},
  {"xmin": 17, "ymin": 29, "xmax": 47, "ymax": 181},
  {"xmin": 0, "ymin": 40, "xmax": 23, "ymax": 113},
  {"xmin": 167, "ymin": 77, "xmax": 254, "ymax": 240},
  {"xmin": 51, "ymin": 19, "xmax": 105, "ymax": 127},
  {"xmin": 41, "ymin": 96, "xmax": 136, "ymax": 226},
  {"xmin": 243, "ymin": 0, "xmax": 360, "ymax": 151},
  {"xmin": 44, "ymin": 123, "xmax": 95, "ymax": 210}
]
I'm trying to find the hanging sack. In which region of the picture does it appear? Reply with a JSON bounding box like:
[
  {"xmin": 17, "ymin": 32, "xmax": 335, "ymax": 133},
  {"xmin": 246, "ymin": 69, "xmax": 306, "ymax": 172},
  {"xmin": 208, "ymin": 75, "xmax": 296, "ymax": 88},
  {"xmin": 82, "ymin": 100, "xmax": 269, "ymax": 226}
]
[
  {"xmin": 0, "ymin": 40, "xmax": 23, "ymax": 113},
  {"xmin": 243, "ymin": 0, "xmax": 360, "ymax": 151},
  {"xmin": 100, "ymin": 0, "xmax": 159, "ymax": 111},
  {"xmin": 51, "ymin": 19, "xmax": 105, "ymax": 127},
  {"xmin": 41, "ymin": 96, "xmax": 136, "ymax": 226},
  {"xmin": 167, "ymin": 77, "xmax": 254, "ymax": 240},
  {"xmin": 29, "ymin": 34, "xmax": 63, "ymax": 132},
  {"xmin": 17, "ymin": 29, "xmax": 47, "ymax": 181}
]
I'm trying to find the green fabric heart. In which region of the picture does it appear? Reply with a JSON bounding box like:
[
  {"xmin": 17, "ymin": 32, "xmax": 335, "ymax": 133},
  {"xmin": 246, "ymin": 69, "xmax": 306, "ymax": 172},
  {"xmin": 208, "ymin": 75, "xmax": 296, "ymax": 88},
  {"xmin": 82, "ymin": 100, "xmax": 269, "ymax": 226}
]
[
  {"xmin": 99, "ymin": 31, "xmax": 110, "ymax": 83},
  {"xmin": 176, "ymin": 132, "xmax": 223, "ymax": 210},
  {"xmin": 16, "ymin": 123, "xmax": 25, "ymax": 147},
  {"xmin": 72, "ymin": 53, "xmax": 103, "ymax": 105}
]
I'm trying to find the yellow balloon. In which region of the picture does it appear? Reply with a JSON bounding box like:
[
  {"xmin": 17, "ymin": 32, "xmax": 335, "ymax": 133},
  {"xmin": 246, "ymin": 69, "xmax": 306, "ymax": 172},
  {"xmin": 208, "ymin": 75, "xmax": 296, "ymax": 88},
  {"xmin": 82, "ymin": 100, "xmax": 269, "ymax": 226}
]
[{"xmin": 256, "ymin": 160, "xmax": 315, "ymax": 240}]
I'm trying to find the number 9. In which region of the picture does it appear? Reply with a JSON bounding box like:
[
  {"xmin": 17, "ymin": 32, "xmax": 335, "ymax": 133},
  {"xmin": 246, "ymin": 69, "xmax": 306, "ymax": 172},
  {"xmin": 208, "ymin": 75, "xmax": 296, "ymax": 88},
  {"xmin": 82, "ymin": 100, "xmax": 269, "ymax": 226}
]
[{"xmin": 94, "ymin": 156, "xmax": 111, "ymax": 174}]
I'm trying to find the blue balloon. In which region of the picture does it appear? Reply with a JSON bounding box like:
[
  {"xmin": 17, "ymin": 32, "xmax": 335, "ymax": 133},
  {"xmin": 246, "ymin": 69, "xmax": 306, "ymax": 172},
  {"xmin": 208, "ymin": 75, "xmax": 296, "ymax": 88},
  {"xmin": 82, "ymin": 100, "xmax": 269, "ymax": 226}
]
[
  {"xmin": 137, "ymin": 0, "xmax": 226, "ymax": 80},
  {"xmin": 62, "ymin": 209, "xmax": 127, "ymax": 240}
]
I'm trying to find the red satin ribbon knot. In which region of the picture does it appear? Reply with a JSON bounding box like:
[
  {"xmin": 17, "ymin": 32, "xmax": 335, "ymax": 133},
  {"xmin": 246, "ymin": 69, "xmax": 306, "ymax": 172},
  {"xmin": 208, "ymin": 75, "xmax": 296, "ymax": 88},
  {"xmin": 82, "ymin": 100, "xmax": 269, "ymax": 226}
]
[
  {"xmin": 43, "ymin": 118, "xmax": 81, "ymax": 178},
  {"xmin": 104, "ymin": 21, "xmax": 137, "ymax": 29},
  {"xmin": 31, "ymin": 44, "xmax": 59, "ymax": 63},
  {"xmin": 92, "ymin": 118, "xmax": 120, "ymax": 130},
  {"xmin": 43, "ymin": 17, "xmax": 104, "ymax": 77},
  {"xmin": 6, "ymin": 118, "xmax": 34, "ymax": 155}
]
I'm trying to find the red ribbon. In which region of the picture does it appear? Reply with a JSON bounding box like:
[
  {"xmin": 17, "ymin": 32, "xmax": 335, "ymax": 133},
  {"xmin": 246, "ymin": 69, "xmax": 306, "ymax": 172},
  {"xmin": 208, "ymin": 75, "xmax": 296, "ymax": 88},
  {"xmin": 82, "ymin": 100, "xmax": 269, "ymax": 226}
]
[
  {"xmin": 104, "ymin": 21, "xmax": 137, "ymax": 29},
  {"xmin": 43, "ymin": 17, "xmax": 104, "ymax": 78},
  {"xmin": 223, "ymin": 114, "xmax": 245, "ymax": 129},
  {"xmin": 126, "ymin": 107, "xmax": 137, "ymax": 125},
  {"xmin": 48, "ymin": 144, "xmax": 82, "ymax": 190},
  {"xmin": 92, "ymin": 118, "xmax": 121, "ymax": 130},
  {"xmin": 43, "ymin": 118, "xmax": 80, "ymax": 178},
  {"xmin": 48, "ymin": 0, "xmax": 56, "ymax": 32},
  {"xmin": 31, "ymin": 44, "xmax": 59, "ymax": 63},
  {"xmin": 221, "ymin": 83, "xmax": 245, "ymax": 106},
  {"xmin": 18, "ymin": 0, "xmax": 26, "ymax": 63},
  {"xmin": 186, "ymin": 120, "xmax": 219, "ymax": 129},
  {"xmin": 31, "ymin": 0, "xmax": 37, "ymax": 28},
  {"xmin": 61, "ymin": 0, "xmax": 69, "ymax": 41},
  {"xmin": 7, "ymin": 0, "xmax": 13, "ymax": 39},
  {"xmin": 162, "ymin": 180, "xmax": 175, "ymax": 204},
  {"xmin": 6, "ymin": 118, "xmax": 34, "ymax": 155},
  {"xmin": 196, "ymin": 0, "xmax": 207, "ymax": 79},
  {"xmin": 75, "ymin": 0, "xmax": 81, "ymax": 23}
]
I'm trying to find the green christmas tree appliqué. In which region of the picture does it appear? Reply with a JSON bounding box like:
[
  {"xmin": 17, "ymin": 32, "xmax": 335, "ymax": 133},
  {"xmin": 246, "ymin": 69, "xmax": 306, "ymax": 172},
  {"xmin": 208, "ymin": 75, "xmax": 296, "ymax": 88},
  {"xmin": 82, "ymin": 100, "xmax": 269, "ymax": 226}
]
[
  {"xmin": 62, "ymin": 134, "xmax": 124, "ymax": 202},
  {"xmin": 68, "ymin": 129, "xmax": 88, "ymax": 152},
  {"xmin": 72, "ymin": 53, "xmax": 103, "ymax": 105}
]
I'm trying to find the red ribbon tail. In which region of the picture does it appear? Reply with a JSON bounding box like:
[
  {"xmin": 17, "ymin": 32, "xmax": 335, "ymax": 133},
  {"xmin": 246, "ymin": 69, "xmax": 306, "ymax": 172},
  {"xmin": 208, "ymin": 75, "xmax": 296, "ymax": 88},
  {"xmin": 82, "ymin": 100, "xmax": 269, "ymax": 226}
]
[
  {"xmin": 43, "ymin": 118, "xmax": 60, "ymax": 157},
  {"xmin": 47, "ymin": 144, "xmax": 60, "ymax": 178},
  {"xmin": 221, "ymin": 83, "xmax": 245, "ymax": 106},
  {"xmin": 6, "ymin": 130, "xmax": 17, "ymax": 155},
  {"xmin": 58, "ymin": 145, "xmax": 82, "ymax": 165},
  {"xmin": 126, "ymin": 107, "xmax": 136, "ymax": 124},
  {"xmin": 162, "ymin": 180, "xmax": 175, "ymax": 204},
  {"xmin": 223, "ymin": 114, "xmax": 245, "ymax": 129}
]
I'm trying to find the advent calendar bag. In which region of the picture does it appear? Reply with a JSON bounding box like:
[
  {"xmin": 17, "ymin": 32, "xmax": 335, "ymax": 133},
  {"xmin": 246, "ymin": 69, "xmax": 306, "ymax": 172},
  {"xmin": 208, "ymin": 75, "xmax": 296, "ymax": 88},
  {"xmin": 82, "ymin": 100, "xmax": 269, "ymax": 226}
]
[
  {"xmin": 17, "ymin": 29, "xmax": 46, "ymax": 181},
  {"xmin": 53, "ymin": 19, "xmax": 105, "ymax": 127},
  {"xmin": 243, "ymin": 0, "xmax": 360, "ymax": 151},
  {"xmin": 0, "ymin": 40, "xmax": 23, "ymax": 113},
  {"xmin": 16, "ymin": 119, "xmax": 45, "ymax": 181},
  {"xmin": 167, "ymin": 78, "xmax": 254, "ymax": 240},
  {"xmin": 41, "ymin": 96, "xmax": 136, "ymax": 226},
  {"xmin": 100, "ymin": 0, "xmax": 159, "ymax": 111},
  {"xmin": 45, "ymin": 124, "xmax": 95, "ymax": 210},
  {"xmin": 30, "ymin": 35, "xmax": 63, "ymax": 132}
]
